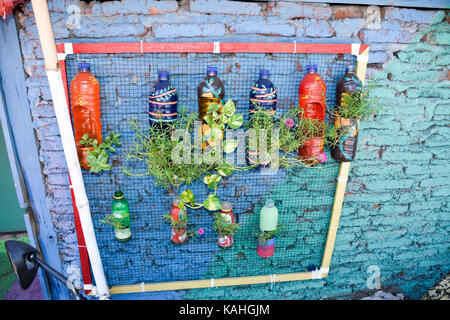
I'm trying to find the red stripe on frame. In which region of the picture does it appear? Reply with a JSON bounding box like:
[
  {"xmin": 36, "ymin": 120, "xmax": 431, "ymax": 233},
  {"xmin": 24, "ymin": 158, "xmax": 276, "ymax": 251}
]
[{"xmin": 56, "ymin": 42, "xmax": 369, "ymax": 55}]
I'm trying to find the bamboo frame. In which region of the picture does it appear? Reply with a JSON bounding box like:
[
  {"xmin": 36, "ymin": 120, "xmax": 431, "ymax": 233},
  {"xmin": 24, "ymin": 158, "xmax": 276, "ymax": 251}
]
[{"xmin": 56, "ymin": 41, "xmax": 369, "ymax": 295}]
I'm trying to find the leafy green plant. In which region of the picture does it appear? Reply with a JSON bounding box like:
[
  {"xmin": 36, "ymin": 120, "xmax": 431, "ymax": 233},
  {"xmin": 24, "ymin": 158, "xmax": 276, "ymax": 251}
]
[
  {"xmin": 100, "ymin": 214, "xmax": 126, "ymax": 230},
  {"xmin": 79, "ymin": 132, "xmax": 122, "ymax": 173},
  {"xmin": 163, "ymin": 212, "xmax": 188, "ymax": 231},
  {"xmin": 213, "ymin": 213, "xmax": 240, "ymax": 236},
  {"xmin": 255, "ymin": 225, "xmax": 285, "ymax": 245},
  {"xmin": 335, "ymin": 81, "xmax": 381, "ymax": 120}
]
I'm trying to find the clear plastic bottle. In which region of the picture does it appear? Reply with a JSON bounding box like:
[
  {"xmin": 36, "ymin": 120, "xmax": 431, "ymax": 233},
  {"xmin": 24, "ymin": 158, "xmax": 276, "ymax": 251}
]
[{"xmin": 197, "ymin": 66, "xmax": 225, "ymax": 123}]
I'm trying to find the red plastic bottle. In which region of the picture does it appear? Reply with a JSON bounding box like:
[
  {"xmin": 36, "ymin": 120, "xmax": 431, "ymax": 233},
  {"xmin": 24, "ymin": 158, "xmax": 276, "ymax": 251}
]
[
  {"xmin": 298, "ymin": 65, "xmax": 326, "ymax": 162},
  {"xmin": 70, "ymin": 62, "xmax": 102, "ymax": 169}
]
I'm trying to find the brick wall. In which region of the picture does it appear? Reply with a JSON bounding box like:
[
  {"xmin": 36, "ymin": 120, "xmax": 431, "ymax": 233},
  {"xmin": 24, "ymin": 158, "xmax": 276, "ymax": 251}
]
[{"xmin": 15, "ymin": 0, "xmax": 449, "ymax": 300}]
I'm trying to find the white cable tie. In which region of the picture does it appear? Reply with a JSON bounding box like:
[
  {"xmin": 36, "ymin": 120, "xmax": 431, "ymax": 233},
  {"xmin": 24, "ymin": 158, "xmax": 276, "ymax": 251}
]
[
  {"xmin": 141, "ymin": 282, "xmax": 145, "ymax": 292},
  {"xmin": 213, "ymin": 41, "xmax": 220, "ymax": 54},
  {"xmin": 351, "ymin": 43, "xmax": 360, "ymax": 56},
  {"xmin": 210, "ymin": 278, "xmax": 215, "ymax": 288},
  {"xmin": 311, "ymin": 267, "xmax": 329, "ymax": 279},
  {"xmin": 140, "ymin": 40, "xmax": 144, "ymax": 54},
  {"xmin": 83, "ymin": 284, "xmax": 93, "ymax": 291},
  {"xmin": 293, "ymin": 40, "xmax": 297, "ymax": 54},
  {"xmin": 357, "ymin": 54, "xmax": 369, "ymax": 63},
  {"xmin": 270, "ymin": 274, "xmax": 277, "ymax": 289}
]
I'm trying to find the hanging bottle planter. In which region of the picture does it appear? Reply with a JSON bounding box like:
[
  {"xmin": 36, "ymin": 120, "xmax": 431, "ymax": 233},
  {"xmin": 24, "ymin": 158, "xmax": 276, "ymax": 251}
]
[
  {"xmin": 166, "ymin": 198, "xmax": 188, "ymax": 245},
  {"xmin": 214, "ymin": 202, "xmax": 239, "ymax": 249},
  {"xmin": 100, "ymin": 190, "xmax": 132, "ymax": 242},
  {"xmin": 331, "ymin": 65, "xmax": 363, "ymax": 162},
  {"xmin": 256, "ymin": 199, "xmax": 279, "ymax": 258},
  {"xmin": 298, "ymin": 65, "xmax": 326, "ymax": 163},
  {"xmin": 148, "ymin": 70, "xmax": 178, "ymax": 132},
  {"xmin": 70, "ymin": 62, "xmax": 102, "ymax": 169},
  {"xmin": 247, "ymin": 69, "xmax": 277, "ymax": 167}
]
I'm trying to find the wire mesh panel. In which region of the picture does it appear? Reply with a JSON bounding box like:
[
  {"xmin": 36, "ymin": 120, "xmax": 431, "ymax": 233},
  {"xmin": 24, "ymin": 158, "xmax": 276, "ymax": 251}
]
[{"xmin": 64, "ymin": 51, "xmax": 356, "ymax": 288}]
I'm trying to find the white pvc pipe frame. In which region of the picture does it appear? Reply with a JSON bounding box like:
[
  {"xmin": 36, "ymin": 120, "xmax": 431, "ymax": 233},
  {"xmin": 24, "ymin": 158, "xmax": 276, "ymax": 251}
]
[{"xmin": 31, "ymin": 0, "xmax": 110, "ymax": 300}]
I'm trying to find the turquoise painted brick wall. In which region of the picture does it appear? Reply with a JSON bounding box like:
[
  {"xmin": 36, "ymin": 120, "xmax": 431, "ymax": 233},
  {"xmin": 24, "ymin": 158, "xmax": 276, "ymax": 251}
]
[{"xmin": 14, "ymin": 1, "xmax": 449, "ymax": 299}]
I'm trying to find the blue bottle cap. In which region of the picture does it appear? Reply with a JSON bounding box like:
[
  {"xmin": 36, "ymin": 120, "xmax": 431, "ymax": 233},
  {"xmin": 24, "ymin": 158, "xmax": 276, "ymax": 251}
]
[
  {"xmin": 259, "ymin": 69, "xmax": 270, "ymax": 78},
  {"xmin": 346, "ymin": 65, "xmax": 356, "ymax": 73},
  {"xmin": 78, "ymin": 62, "xmax": 90, "ymax": 71},
  {"xmin": 158, "ymin": 70, "xmax": 170, "ymax": 79},
  {"xmin": 207, "ymin": 66, "xmax": 218, "ymax": 74},
  {"xmin": 306, "ymin": 65, "xmax": 318, "ymax": 72}
]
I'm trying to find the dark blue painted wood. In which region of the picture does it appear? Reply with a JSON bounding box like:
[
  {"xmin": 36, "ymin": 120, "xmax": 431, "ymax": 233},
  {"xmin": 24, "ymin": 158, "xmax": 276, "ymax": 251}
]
[
  {"xmin": 277, "ymin": 0, "xmax": 449, "ymax": 9},
  {"xmin": 0, "ymin": 15, "xmax": 71, "ymax": 300}
]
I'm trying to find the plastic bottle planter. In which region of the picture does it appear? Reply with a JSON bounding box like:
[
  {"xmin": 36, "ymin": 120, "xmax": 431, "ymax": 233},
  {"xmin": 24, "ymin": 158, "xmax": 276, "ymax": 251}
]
[
  {"xmin": 111, "ymin": 191, "xmax": 132, "ymax": 242},
  {"xmin": 169, "ymin": 198, "xmax": 188, "ymax": 245},
  {"xmin": 256, "ymin": 237, "xmax": 276, "ymax": 258},
  {"xmin": 197, "ymin": 66, "xmax": 225, "ymax": 124},
  {"xmin": 247, "ymin": 70, "xmax": 277, "ymax": 167},
  {"xmin": 331, "ymin": 65, "xmax": 362, "ymax": 162},
  {"xmin": 70, "ymin": 62, "xmax": 102, "ymax": 169},
  {"xmin": 331, "ymin": 116, "xmax": 359, "ymax": 162},
  {"xmin": 149, "ymin": 71, "xmax": 178, "ymax": 130},
  {"xmin": 217, "ymin": 202, "xmax": 235, "ymax": 249},
  {"xmin": 298, "ymin": 65, "xmax": 326, "ymax": 163},
  {"xmin": 257, "ymin": 199, "xmax": 278, "ymax": 258},
  {"xmin": 249, "ymin": 69, "xmax": 277, "ymax": 115}
]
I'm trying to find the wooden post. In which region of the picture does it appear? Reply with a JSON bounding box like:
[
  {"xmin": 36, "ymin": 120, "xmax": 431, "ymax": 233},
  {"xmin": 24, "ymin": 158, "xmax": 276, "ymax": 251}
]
[{"xmin": 320, "ymin": 47, "xmax": 370, "ymax": 274}]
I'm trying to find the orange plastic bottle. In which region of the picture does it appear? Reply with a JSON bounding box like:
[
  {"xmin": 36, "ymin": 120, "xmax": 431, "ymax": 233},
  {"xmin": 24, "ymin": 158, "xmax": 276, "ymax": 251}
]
[
  {"xmin": 298, "ymin": 65, "xmax": 326, "ymax": 162},
  {"xmin": 70, "ymin": 62, "xmax": 102, "ymax": 169}
]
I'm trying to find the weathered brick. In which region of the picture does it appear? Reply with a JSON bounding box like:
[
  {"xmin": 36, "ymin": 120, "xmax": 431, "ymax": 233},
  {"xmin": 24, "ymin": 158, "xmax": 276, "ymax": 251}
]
[
  {"xmin": 91, "ymin": 0, "xmax": 178, "ymax": 16},
  {"xmin": 362, "ymin": 29, "xmax": 415, "ymax": 44},
  {"xmin": 153, "ymin": 23, "xmax": 226, "ymax": 38},
  {"xmin": 269, "ymin": 2, "xmax": 331, "ymax": 20},
  {"xmin": 228, "ymin": 21, "xmax": 295, "ymax": 37},
  {"xmin": 332, "ymin": 5, "xmax": 363, "ymax": 19},
  {"xmin": 330, "ymin": 18, "xmax": 364, "ymax": 38},
  {"xmin": 383, "ymin": 7, "xmax": 440, "ymax": 24},
  {"xmin": 191, "ymin": 0, "xmax": 261, "ymax": 16}
]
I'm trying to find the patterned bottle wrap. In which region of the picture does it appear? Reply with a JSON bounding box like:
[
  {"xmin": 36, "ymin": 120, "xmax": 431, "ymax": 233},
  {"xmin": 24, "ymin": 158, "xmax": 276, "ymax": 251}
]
[
  {"xmin": 256, "ymin": 237, "xmax": 276, "ymax": 258},
  {"xmin": 249, "ymin": 85, "xmax": 277, "ymax": 115},
  {"xmin": 331, "ymin": 116, "xmax": 359, "ymax": 162},
  {"xmin": 170, "ymin": 200, "xmax": 187, "ymax": 222},
  {"xmin": 170, "ymin": 199, "xmax": 187, "ymax": 244},
  {"xmin": 70, "ymin": 66, "xmax": 102, "ymax": 170},
  {"xmin": 298, "ymin": 138, "xmax": 324, "ymax": 163},
  {"xmin": 217, "ymin": 203, "xmax": 235, "ymax": 249},
  {"xmin": 148, "ymin": 85, "xmax": 178, "ymax": 125}
]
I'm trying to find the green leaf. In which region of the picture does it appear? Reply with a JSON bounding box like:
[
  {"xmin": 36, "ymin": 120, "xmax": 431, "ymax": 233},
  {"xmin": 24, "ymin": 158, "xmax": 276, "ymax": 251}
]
[
  {"xmin": 217, "ymin": 163, "xmax": 235, "ymax": 176},
  {"xmin": 227, "ymin": 113, "xmax": 243, "ymax": 129},
  {"xmin": 178, "ymin": 201, "xmax": 185, "ymax": 210},
  {"xmin": 181, "ymin": 189, "xmax": 195, "ymax": 206},
  {"xmin": 203, "ymin": 174, "xmax": 222, "ymax": 189},
  {"xmin": 203, "ymin": 194, "xmax": 221, "ymax": 211},
  {"xmin": 203, "ymin": 115, "xmax": 214, "ymax": 126},
  {"xmin": 223, "ymin": 139, "xmax": 238, "ymax": 153},
  {"xmin": 206, "ymin": 103, "xmax": 221, "ymax": 114},
  {"xmin": 223, "ymin": 100, "xmax": 236, "ymax": 116}
]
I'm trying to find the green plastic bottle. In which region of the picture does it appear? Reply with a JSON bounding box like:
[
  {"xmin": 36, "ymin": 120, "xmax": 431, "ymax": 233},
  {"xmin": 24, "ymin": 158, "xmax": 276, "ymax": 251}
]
[
  {"xmin": 111, "ymin": 191, "xmax": 131, "ymax": 242},
  {"xmin": 259, "ymin": 199, "xmax": 278, "ymax": 232}
]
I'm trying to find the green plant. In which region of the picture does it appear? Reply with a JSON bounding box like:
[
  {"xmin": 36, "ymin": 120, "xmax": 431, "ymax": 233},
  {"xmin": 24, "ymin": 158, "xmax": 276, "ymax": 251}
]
[
  {"xmin": 255, "ymin": 225, "xmax": 285, "ymax": 244},
  {"xmin": 100, "ymin": 214, "xmax": 126, "ymax": 229},
  {"xmin": 213, "ymin": 213, "xmax": 240, "ymax": 236},
  {"xmin": 79, "ymin": 132, "xmax": 122, "ymax": 173},
  {"xmin": 247, "ymin": 106, "xmax": 342, "ymax": 168},
  {"xmin": 125, "ymin": 100, "xmax": 247, "ymax": 212},
  {"xmin": 163, "ymin": 212, "xmax": 188, "ymax": 231},
  {"xmin": 335, "ymin": 81, "xmax": 381, "ymax": 120}
]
